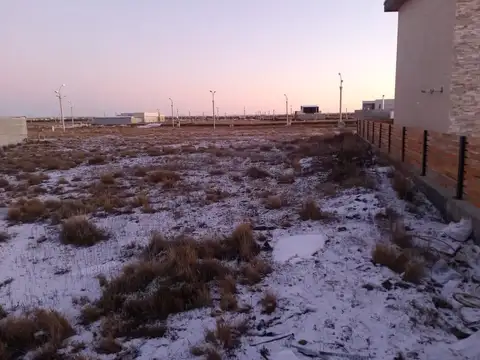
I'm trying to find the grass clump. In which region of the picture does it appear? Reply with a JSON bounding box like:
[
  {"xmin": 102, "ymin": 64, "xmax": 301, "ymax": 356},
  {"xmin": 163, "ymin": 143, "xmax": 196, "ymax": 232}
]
[
  {"xmin": 147, "ymin": 170, "xmax": 180, "ymax": 184},
  {"xmin": 260, "ymin": 290, "xmax": 277, "ymax": 314},
  {"xmin": 392, "ymin": 172, "xmax": 415, "ymax": 202},
  {"xmin": 60, "ymin": 216, "xmax": 107, "ymax": 247},
  {"xmin": 100, "ymin": 173, "xmax": 115, "ymax": 185},
  {"xmin": 7, "ymin": 198, "xmax": 48, "ymax": 223},
  {"xmin": 0, "ymin": 309, "xmax": 74, "ymax": 359},
  {"xmin": 403, "ymin": 260, "xmax": 425, "ymax": 284},
  {"xmin": 372, "ymin": 244, "xmax": 409, "ymax": 274},
  {"xmin": 87, "ymin": 155, "xmax": 105, "ymax": 165},
  {"xmin": 299, "ymin": 199, "xmax": 331, "ymax": 221},
  {"xmin": 246, "ymin": 166, "xmax": 270, "ymax": 179},
  {"xmin": 264, "ymin": 195, "xmax": 283, "ymax": 210}
]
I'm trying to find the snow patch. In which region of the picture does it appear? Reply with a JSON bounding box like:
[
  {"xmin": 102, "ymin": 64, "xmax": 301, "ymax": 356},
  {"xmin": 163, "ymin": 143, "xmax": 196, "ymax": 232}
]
[{"xmin": 273, "ymin": 233, "xmax": 326, "ymax": 263}]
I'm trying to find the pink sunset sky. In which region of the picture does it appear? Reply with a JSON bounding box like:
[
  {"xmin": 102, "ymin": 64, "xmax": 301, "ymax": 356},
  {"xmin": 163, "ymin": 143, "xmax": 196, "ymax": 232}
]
[{"xmin": 1, "ymin": 0, "xmax": 398, "ymax": 117}]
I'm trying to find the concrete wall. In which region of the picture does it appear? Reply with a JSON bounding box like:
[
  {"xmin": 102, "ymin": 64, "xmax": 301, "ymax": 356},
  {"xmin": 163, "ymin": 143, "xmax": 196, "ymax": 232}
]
[
  {"xmin": 394, "ymin": 0, "xmax": 456, "ymax": 132},
  {"xmin": 0, "ymin": 117, "xmax": 28, "ymax": 146},
  {"xmin": 92, "ymin": 117, "xmax": 133, "ymax": 125},
  {"xmin": 449, "ymin": 0, "xmax": 480, "ymax": 136}
]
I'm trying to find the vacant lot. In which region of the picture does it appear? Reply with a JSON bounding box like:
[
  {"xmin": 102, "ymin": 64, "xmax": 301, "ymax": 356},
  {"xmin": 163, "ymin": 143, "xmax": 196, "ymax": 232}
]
[{"xmin": 0, "ymin": 126, "xmax": 477, "ymax": 359}]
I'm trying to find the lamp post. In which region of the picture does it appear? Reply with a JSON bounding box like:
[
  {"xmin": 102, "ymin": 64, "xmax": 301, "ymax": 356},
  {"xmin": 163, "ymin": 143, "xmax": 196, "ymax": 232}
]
[
  {"xmin": 54, "ymin": 84, "xmax": 66, "ymax": 132},
  {"xmin": 284, "ymin": 94, "xmax": 289, "ymax": 126},
  {"xmin": 338, "ymin": 73, "xmax": 344, "ymax": 126},
  {"xmin": 210, "ymin": 90, "xmax": 216, "ymax": 129},
  {"xmin": 169, "ymin": 98, "xmax": 174, "ymax": 127},
  {"xmin": 68, "ymin": 101, "xmax": 74, "ymax": 127}
]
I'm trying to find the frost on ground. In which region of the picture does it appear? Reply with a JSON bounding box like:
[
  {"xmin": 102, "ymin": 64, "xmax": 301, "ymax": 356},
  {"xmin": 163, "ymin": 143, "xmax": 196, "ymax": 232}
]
[{"xmin": 0, "ymin": 127, "xmax": 479, "ymax": 360}]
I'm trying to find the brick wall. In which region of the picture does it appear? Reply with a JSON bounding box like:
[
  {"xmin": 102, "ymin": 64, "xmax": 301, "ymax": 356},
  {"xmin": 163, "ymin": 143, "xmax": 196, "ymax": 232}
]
[{"xmin": 449, "ymin": 0, "xmax": 480, "ymax": 135}]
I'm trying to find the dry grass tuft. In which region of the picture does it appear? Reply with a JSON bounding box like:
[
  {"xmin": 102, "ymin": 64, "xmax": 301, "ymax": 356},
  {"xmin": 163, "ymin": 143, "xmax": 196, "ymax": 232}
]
[
  {"xmin": 391, "ymin": 218, "xmax": 413, "ymax": 249},
  {"xmin": 87, "ymin": 155, "xmax": 105, "ymax": 165},
  {"xmin": 246, "ymin": 166, "xmax": 270, "ymax": 179},
  {"xmin": 100, "ymin": 173, "xmax": 115, "ymax": 185},
  {"xmin": 214, "ymin": 318, "xmax": 249, "ymax": 350},
  {"xmin": 26, "ymin": 173, "xmax": 49, "ymax": 186},
  {"xmin": 392, "ymin": 172, "xmax": 414, "ymax": 202},
  {"xmin": 0, "ymin": 232, "xmax": 9, "ymax": 243},
  {"xmin": 299, "ymin": 199, "xmax": 331, "ymax": 221},
  {"xmin": 95, "ymin": 336, "xmax": 122, "ymax": 354},
  {"xmin": 219, "ymin": 292, "xmax": 238, "ymax": 311},
  {"xmin": 0, "ymin": 309, "xmax": 74, "ymax": 359},
  {"xmin": 240, "ymin": 258, "xmax": 272, "ymax": 285},
  {"xmin": 147, "ymin": 169, "xmax": 180, "ymax": 184},
  {"xmin": 372, "ymin": 244, "xmax": 409, "ymax": 274},
  {"xmin": 260, "ymin": 290, "xmax": 277, "ymax": 314},
  {"xmin": 60, "ymin": 216, "xmax": 107, "ymax": 247},
  {"xmin": 277, "ymin": 173, "xmax": 295, "ymax": 184},
  {"xmin": 264, "ymin": 195, "xmax": 283, "ymax": 210},
  {"xmin": 403, "ymin": 260, "xmax": 425, "ymax": 284},
  {"xmin": 219, "ymin": 275, "xmax": 237, "ymax": 295},
  {"xmin": 0, "ymin": 177, "xmax": 9, "ymax": 188},
  {"xmin": 7, "ymin": 198, "xmax": 48, "ymax": 223}
]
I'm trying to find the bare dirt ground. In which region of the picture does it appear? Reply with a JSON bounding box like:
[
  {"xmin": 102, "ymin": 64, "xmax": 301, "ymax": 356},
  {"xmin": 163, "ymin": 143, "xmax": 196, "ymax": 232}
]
[{"xmin": 0, "ymin": 126, "xmax": 478, "ymax": 360}]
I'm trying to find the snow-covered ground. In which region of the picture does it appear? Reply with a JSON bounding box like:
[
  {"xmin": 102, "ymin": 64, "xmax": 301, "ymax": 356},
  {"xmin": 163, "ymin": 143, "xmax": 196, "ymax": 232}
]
[{"xmin": 0, "ymin": 129, "xmax": 479, "ymax": 360}]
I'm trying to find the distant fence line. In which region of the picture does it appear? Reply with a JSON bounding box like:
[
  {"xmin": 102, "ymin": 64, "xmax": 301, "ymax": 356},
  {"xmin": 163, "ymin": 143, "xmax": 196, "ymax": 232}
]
[{"xmin": 357, "ymin": 120, "xmax": 480, "ymax": 208}]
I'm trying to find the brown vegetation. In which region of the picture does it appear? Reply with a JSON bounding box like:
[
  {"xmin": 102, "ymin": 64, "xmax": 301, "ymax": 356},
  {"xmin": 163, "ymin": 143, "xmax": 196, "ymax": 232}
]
[
  {"xmin": 264, "ymin": 195, "xmax": 283, "ymax": 210},
  {"xmin": 260, "ymin": 290, "xmax": 277, "ymax": 314},
  {"xmin": 299, "ymin": 199, "xmax": 331, "ymax": 221},
  {"xmin": 60, "ymin": 216, "xmax": 107, "ymax": 247}
]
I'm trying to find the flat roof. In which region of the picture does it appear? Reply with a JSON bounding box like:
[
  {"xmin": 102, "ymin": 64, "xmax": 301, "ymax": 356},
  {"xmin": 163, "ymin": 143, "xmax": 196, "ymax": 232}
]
[{"xmin": 384, "ymin": 0, "xmax": 409, "ymax": 12}]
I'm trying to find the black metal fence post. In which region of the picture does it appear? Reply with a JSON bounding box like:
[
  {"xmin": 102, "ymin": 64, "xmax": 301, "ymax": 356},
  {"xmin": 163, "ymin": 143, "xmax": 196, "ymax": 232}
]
[
  {"xmin": 421, "ymin": 130, "xmax": 428, "ymax": 176},
  {"xmin": 388, "ymin": 125, "xmax": 392, "ymax": 154},
  {"xmin": 401, "ymin": 126, "xmax": 406, "ymax": 162},
  {"xmin": 372, "ymin": 122, "xmax": 375, "ymax": 145},
  {"xmin": 456, "ymin": 136, "xmax": 467, "ymax": 200},
  {"xmin": 379, "ymin": 123, "xmax": 382, "ymax": 149}
]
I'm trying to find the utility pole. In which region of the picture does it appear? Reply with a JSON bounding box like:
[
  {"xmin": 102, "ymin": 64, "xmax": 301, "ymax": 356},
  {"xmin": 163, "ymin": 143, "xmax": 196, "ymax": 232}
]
[
  {"xmin": 284, "ymin": 94, "xmax": 289, "ymax": 126},
  {"xmin": 244, "ymin": 106, "xmax": 246, "ymax": 120},
  {"xmin": 55, "ymin": 84, "xmax": 66, "ymax": 132},
  {"xmin": 176, "ymin": 108, "xmax": 180, "ymax": 127},
  {"xmin": 169, "ymin": 98, "xmax": 174, "ymax": 127},
  {"xmin": 68, "ymin": 101, "xmax": 74, "ymax": 127},
  {"xmin": 338, "ymin": 73, "xmax": 344, "ymax": 126},
  {"xmin": 382, "ymin": 95, "xmax": 385, "ymax": 110},
  {"xmin": 210, "ymin": 90, "xmax": 216, "ymax": 129}
]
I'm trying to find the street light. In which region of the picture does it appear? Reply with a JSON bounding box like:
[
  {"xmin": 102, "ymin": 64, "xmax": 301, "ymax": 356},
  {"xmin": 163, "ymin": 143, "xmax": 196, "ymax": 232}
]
[
  {"xmin": 210, "ymin": 90, "xmax": 216, "ymax": 129},
  {"xmin": 284, "ymin": 94, "xmax": 289, "ymax": 126},
  {"xmin": 169, "ymin": 98, "xmax": 174, "ymax": 127},
  {"xmin": 68, "ymin": 101, "xmax": 74, "ymax": 127},
  {"xmin": 54, "ymin": 84, "xmax": 66, "ymax": 132},
  {"xmin": 338, "ymin": 73, "xmax": 344, "ymax": 126}
]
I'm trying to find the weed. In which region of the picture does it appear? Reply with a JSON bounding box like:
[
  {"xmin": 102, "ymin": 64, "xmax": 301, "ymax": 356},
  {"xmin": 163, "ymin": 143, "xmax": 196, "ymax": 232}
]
[
  {"xmin": 220, "ymin": 293, "xmax": 238, "ymax": 311},
  {"xmin": 372, "ymin": 244, "xmax": 409, "ymax": 273},
  {"xmin": 260, "ymin": 290, "xmax": 277, "ymax": 314},
  {"xmin": 403, "ymin": 260, "xmax": 425, "ymax": 284},
  {"xmin": 277, "ymin": 173, "xmax": 295, "ymax": 184},
  {"xmin": 392, "ymin": 173, "xmax": 414, "ymax": 202},
  {"xmin": 100, "ymin": 173, "xmax": 115, "ymax": 185},
  {"xmin": 95, "ymin": 336, "xmax": 122, "ymax": 354},
  {"xmin": 246, "ymin": 166, "xmax": 270, "ymax": 179},
  {"xmin": 240, "ymin": 258, "xmax": 272, "ymax": 285},
  {"xmin": 264, "ymin": 195, "xmax": 283, "ymax": 210},
  {"xmin": 147, "ymin": 170, "xmax": 180, "ymax": 184},
  {"xmin": 88, "ymin": 155, "xmax": 105, "ymax": 165},
  {"xmin": 299, "ymin": 200, "xmax": 330, "ymax": 221},
  {"xmin": 60, "ymin": 216, "xmax": 107, "ymax": 247},
  {"xmin": 0, "ymin": 232, "xmax": 9, "ymax": 243}
]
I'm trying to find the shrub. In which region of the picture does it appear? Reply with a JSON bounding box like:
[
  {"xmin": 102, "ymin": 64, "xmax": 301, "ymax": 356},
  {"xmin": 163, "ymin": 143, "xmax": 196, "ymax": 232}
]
[
  {"xmin": 0, "ymin": 232, "xmax": 9, "ymax": 243},
  {"xmin": 0, "ymin": 309, "xmax": 74, "ymax": 359},
  {"xmin": 7, "ymin": 198, "xmax": 48, "ymax": 223},
  {"xmin": 403, "ymin": 260, "xmax": 424, "ymax": 284},
  {"xmin": 246, "ymin": 167, "xmax": 270, "ymax": 179},
  {"xmin": 392, "ymin": 172, "xmax": 414, "ymax": 202},
  {"xmin": 88, "ymin": 155, "xmax": 105, "ymax": 165},
  {"xmin": 240, "ymin": 258, "xmax": 272, "ymax": 285},
  {"xmin": 95, "ymin": 336, "xmax": 122, "ymax": 354},
  {"xmin": 220, "ymin": 293, "xmax": 238, "ymax": 311},
  {"xmin": 26, "ymin": 173, "xmax": 49, "ymax": 186},
  {"xmin": 147, "ymin": 170, "xmax": 180, "ymax": 184},
  {"xmin": 299, "ymin": 200, "xmax": 330, "ymax": 221},
  {"xmin": 100, "ymin": 173, "xmax": 115, "ymax": 185},
  {"xmin": 372, "ymin": 244, "xmax": 409, "ymax": 274},
  {"xmin": 277, "ymin": 173, "xmax": 295, "ymax": 184},
  {"xmin": 60, "ymin": 216, "xmax": 107, "ymax": 247},
  {"xmin": 260, "ymin": 291, "xmax": 277, "ymax": 314},
  {"xmin": 264, "ymin": 195, "xmax": 283, "ymax": 210}
]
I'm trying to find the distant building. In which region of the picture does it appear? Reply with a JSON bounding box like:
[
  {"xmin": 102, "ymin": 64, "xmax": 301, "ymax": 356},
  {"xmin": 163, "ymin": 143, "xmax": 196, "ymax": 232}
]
[
  {"xmin": 92, "ymin": 116, "xmax": 138, "ymax": 126},
  {"xmin": 119, "ymin": 112, "xmax": 165, "ymax": 123},
  {"xmin": 0, "ymin": 117, "xmax": 27, "ymax": 146},
  {"xmin": 300, "ymin": 105, "xmax": 320, "ymax": 114},
  {"xmin": 362, "ymin": 99, "xmax": 394, "ymax": 112}
]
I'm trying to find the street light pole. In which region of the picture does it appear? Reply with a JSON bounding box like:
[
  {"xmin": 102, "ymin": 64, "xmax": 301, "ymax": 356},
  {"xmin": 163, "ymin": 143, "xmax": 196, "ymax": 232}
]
[
  {"xmin": 338, "ymin": 73, "xmax": 344, "ymax": 126},
  {"xmin": 68, "ymin": 101, "xmax": 74, "ymax": 127},
  {"xmin": 54, "ymin": 84, "xmax": 66, "ymax": 132},
  {"xmin": 284, "ymin": 94, "xmax": 289, "ymax": 126},
  {"xmin": 210, "ymin": 90, "xmax": 216, "ymax": 129},
  {"xmin": 169, "ymin": 98, "xmax": 174, "ymax": 127}
]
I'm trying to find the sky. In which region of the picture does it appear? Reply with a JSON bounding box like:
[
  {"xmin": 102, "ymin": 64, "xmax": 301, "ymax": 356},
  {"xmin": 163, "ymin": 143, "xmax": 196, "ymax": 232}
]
[{"xmin": 0, "ymin": 0, "xmax": 398, "ymax": 117}]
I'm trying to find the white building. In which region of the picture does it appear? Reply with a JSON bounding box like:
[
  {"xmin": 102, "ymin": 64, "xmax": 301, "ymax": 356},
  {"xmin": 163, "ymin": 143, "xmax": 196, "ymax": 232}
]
[
  {"xmin": 119, "ymin": 112, "xmax": 165, "ymax": 123},
  {"xmin": 362, "ymin": 99, "xmax": 395, "ymax": 112},
  {"xmin": 92, "ymin": 116, "xmax": 138, "ymax": 126}
]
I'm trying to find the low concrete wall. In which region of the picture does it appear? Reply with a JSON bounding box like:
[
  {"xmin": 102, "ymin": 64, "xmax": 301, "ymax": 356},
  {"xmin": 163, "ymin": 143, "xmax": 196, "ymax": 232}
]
[
  {"xmin": 368, "ymin": 142, "xmax": 480, "ymax": 242},
  {"xmin": 0, "ymin": 117, "xmax": 28, "ymax": 146}
]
